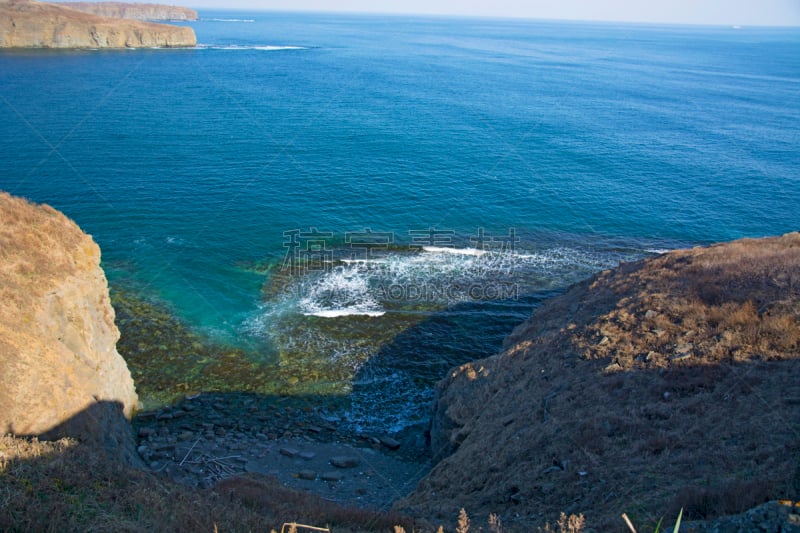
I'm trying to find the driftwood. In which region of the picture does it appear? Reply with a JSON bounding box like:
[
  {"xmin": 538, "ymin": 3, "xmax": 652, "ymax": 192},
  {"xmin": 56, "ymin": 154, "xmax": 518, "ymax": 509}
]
[
  {"xmin": 280, "ymin": 523, "xmax": 331, "ymax": 533},
  {"xmin": 179, "ymin": 438, "xmax": 200, "ymax": 466}
]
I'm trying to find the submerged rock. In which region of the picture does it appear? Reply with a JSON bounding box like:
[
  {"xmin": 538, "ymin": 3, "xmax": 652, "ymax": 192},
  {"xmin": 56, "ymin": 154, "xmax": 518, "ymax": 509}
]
[{"xmin": 330, "ymin": 456, "xmax": 360, "ymax": 468}]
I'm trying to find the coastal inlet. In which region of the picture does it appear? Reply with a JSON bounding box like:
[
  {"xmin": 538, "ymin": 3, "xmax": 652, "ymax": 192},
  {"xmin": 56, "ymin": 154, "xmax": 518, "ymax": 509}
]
[{"xmin": 113, "ymin": 242, "xmax": 647, "ymax": 435}]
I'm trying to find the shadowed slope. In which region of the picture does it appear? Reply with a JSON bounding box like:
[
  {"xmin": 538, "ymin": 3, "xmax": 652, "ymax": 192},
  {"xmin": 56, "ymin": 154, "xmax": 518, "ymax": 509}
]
[{"xmin": 398, "ymin": 233, "xmax": 800, "ymax": 531}]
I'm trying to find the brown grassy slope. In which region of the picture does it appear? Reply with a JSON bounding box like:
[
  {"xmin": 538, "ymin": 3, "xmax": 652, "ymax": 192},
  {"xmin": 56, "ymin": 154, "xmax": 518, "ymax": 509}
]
[
  {"xmin": 0, "ymin": 191, "xmax": 90, "ymax": 306},
  {"xmin": 0, "ymin": 435, "xmax": 419, "ymax": 532},
  {"xmin": 1, "ymin": 192, "xmax": 139, "ymax": 446},
  {"xmin": 0, "ymin": 190, "xmax": 100, "ymax": 400},
  {"xmin": 397, "ymin": 233, "xmax": 800, "ymax": 531},
  {"xmin": 52, "ymin": 2, "xmax": 198, "ymax": 21},
  {"xmin": 0, "ymin": 0, "xmax": 196, "ymax": 48}
]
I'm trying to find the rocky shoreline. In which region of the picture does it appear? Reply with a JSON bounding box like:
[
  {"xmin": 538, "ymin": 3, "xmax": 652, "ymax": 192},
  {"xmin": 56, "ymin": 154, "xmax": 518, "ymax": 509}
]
[
  {"xmin": 3, "ymin": 190, "xmax": 797, "ymax": 530},
  {"xmin": 133, "ymin": 392, "xmax": 431, "ymax": 510}
]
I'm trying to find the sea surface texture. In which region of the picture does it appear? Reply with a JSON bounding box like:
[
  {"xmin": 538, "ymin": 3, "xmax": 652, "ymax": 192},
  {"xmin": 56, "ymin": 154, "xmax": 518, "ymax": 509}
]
[{"xmin": 1, "ymin": 13, "xmax": 798, "ymax": 431}]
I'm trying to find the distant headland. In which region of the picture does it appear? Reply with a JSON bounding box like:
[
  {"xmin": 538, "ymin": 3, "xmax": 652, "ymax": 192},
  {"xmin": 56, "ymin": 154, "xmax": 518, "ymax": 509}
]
[
  {"xmin": 52, "ymin": 1, "xmax": 198, "ymax": 21},
  {"xmin": 0, "ymin": 0, "xmax": 197, "ymax": 48}
]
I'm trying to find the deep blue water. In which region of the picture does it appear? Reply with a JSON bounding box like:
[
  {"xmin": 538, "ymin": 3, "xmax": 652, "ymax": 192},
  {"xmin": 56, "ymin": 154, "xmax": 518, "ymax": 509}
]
[{"xmin": 1, "ymin": 12, "xmax": 798, "ymax": 429}]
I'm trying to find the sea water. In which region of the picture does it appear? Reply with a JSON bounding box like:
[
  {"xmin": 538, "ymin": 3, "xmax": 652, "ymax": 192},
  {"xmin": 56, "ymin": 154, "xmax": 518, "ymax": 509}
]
[{"xmin": 1, "ymin": 12, "xmax": 798, "ymax": 431}]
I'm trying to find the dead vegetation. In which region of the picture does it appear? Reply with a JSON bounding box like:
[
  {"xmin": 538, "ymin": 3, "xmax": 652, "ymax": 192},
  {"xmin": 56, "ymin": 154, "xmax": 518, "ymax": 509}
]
[
  {"xmin": 3, "ymin": 194, "xmax": 798, "ymax": 531},
  {"xmin": 0, "ymin": 192, "xmax": 95, "ymax": 322},
  {"xmin": 400, "ymin": 232, "xmax": 800, "ymax": 531},
  {"xmin": 0, "ymin": 429, "xmax": 593, "ymax": 533},
  {"xmin": 574, "ymin": 233, "xmax": 800, "ymax": 369},
  {"xmin": 215, "ymin": 477, "xmax": 417, "ymax": 531},
  {"xmin": 0, "ymin": 434, "xmax": 421, "ymax": 532}
]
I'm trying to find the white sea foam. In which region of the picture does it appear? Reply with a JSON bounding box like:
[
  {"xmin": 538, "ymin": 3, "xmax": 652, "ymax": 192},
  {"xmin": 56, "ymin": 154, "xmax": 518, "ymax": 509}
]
[
  {"xmin": 202, "ymin": 18, "xmax": 255, "ymax": 22},
  {"xmin": 293, "ymin": 246, "xmax": 608, "ymax": 313},
  {"xmin": 297, "ymin": 267, "xmax": 384, "ymax": 318},
  {"xmin": 303, "ymin": 309, "xmax": 385, "ymax": 318},
  {"xmin": 253, "ymin": 45, "xmax": 306, "ymax": 51},
  {"xmin": 422, "ymin": 246, "xmax": 487, "ymax": 257},
  {"xmin": 644, "ymin": 248, "xmax": 671, "ymax": 254},
  {"xmin": 341, "ymin": 258, "xmax": 388, "ymax": 265},
  {"xmin": 239, "ymin": 244, "xmax": 637, "ymax": 432},
  {"xmin": 247, "ymin": 245, "xmax": 628, "ymax": 333},
  {"xmin": 196, "ymin": 44, "xmax": 307, "ymax": 51}
]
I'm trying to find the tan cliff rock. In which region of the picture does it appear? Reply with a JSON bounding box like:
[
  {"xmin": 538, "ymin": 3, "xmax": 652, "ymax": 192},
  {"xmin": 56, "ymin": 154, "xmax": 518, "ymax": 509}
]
[
  {"xmin": 0, "ymin": 192, "xmax": 140, "ymax": 462},
  {"xmin": 53, "ymin": 1, "xmax": 198, "ymax": 21},
  {"xmin": 0, "ymin": 0, "xmax": 196, "ymax": 48},
  {"xmin": 397, "ymin": 233, "xmax": 800, "ymax": 531}
]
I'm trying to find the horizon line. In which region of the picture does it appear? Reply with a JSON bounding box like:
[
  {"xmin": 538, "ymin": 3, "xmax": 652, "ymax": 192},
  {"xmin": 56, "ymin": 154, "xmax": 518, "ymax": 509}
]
[
  {"xmin": 179, "ymin": 6, "xmax": 800, "ymax": 28},
  {"xmin": 49, "ymin": 1, "xmax": 800, "ymax": 28}
]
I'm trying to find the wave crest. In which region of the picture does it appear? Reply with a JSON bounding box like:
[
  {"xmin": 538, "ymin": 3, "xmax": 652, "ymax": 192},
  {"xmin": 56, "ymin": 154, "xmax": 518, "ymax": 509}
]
[
  {"xmin": 201, "ymin": 18, "xmax": 255, "ymax": 22},
  {"xmin": 196, "ymin": 44, "xmax": 307, "ymax": 51}
]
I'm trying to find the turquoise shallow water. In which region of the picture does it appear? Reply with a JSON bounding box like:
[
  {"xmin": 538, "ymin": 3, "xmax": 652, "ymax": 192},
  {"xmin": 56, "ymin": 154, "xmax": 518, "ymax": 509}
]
[{"xmin": 1, "ymin": 13, "xmax": 798, "ymax": 430}]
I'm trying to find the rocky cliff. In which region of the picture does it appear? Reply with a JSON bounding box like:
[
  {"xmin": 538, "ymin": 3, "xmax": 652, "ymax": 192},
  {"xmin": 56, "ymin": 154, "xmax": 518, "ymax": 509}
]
[
  {"xmin": 0, "ymin": 0, "xmax": 196, "ymax": 48},
  {"xmin": 397, "ymin": 233, "xmax": 800, "ymax": 530},
  {"xmin": 0, "ymin": 192, "xmax": 140, "ymax": 462},
  {"xmin": 53, "ymin": 1, "xmax": 198, "ymax": 21}
]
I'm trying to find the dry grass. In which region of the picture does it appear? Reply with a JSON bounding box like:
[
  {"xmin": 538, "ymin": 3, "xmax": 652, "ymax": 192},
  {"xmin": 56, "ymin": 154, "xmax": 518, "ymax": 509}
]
[
  {"xmin": 668, "ymin": 479, "xmax": 773, "ymax": 520},
  {"xmin": 3, "ymin": 431, "xmax": 577, "ymax": 532},
  {"xmin": 4, "ymin": 193, "xmax": 798, "ymax": 531},
  {"xmin": 0, "ymin": 193, "xmax": 94, "ymax": 294},
  {"xmin": 0, "ymin": 434, "xmax": 420, "ymax": 532},
  {"xmin": 564, "ymin": 234, "xmax": 800, "ymax": 523},
  {"xmin": 1, "ymin": 191, "xmax": 138, "ymax": 436},
  {"xmin": 401, "ymin": 233, "xmax": 800, "ymax": 531},
  {"xmin": 0, "ymin": 192, "xmax": 96, "ymax": 324},
  {"xmin": 0, "ymin": 434, "xmax": 265, "ymax": 532},
  {"xmin": 573, "ymin": 233, "xmax": 800, "ymax": 368},
  {"xmin": 216, "ymin": 477, "xmax": 418, "ymax": 532},
  {"xmin": 557, "ymin": 235, "xmax": 800, "ymax": 524},
  {"xmin": 538, "ymin": 513, "xmax": 586, "ymax": 533},
  {"xmin": 0, "ymin": 193, "xmax": 116, "ymax": 407}
]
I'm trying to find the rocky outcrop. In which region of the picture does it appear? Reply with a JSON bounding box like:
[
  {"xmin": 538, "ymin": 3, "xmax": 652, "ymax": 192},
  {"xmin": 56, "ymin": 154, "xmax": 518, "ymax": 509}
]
[
  {"xmin": 397, "ymin": 233, "xmax": 800, "ymax": 531},
  {"xmin": 0, "ymin": 0, "xmax": 196, "ymax": 48},
  {"xmin": 53, "ymin": 2, "xmax": 198, "ymax": 21},
  {"xmin": 0, "ymin": 192, "xmax": 140, "ymax": 462}
]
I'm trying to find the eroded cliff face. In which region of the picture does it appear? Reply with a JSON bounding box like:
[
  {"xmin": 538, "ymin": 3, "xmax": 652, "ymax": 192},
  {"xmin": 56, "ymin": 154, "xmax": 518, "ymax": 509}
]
[
  {"xmin": 0, "ymin": 0, "xmax": 196, "ymax": 48},
  {"xmin": 0, "ymin": 192, "xmax": 140, "ymax": 461},
  {"xmin": 53, "ymin": 2, "xmax": 198, "ymax": 21},
  {"xmin": 397, "ymin": 233, "xmax": 800, "ymax": 530}
]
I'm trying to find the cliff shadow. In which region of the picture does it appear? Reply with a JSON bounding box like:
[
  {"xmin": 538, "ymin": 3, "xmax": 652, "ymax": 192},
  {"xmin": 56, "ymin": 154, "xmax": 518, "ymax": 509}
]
[
  {"xmin": 344, "ymin": 288, "xmax": 564, "ymax": 451},
  {"xmin": 0, "ymin": 398, "xmax": 421, "ymax": 531},
  {"xmin": 13, "ymin": 399, "xmax": 142, "ymax": 467}
]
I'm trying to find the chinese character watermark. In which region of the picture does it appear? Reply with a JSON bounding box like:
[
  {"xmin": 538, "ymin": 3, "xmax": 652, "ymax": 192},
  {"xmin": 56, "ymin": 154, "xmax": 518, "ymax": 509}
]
[{"xmin": 282, "ymin": 227, "xmax": 334, "ymax": 275}]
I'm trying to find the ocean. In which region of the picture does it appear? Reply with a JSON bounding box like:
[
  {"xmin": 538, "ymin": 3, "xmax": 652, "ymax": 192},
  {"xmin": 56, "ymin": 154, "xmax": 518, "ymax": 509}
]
[{"xmin": 1, "ymin": 12, "xmax": 798, "ymax": 432}]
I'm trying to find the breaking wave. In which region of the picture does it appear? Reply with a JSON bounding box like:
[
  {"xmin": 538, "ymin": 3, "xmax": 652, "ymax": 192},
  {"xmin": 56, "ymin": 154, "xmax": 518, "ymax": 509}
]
[
  {"xmin": 201, "ymin": 18, "xmax": 256, "ymax": 22},
  {"xmin": 238, "ymin": 243, "xmax": 649, "ymax": 433},
  {"xmin": 196, "ymin": 44, "xmax": 308, "ymax": 51}
]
